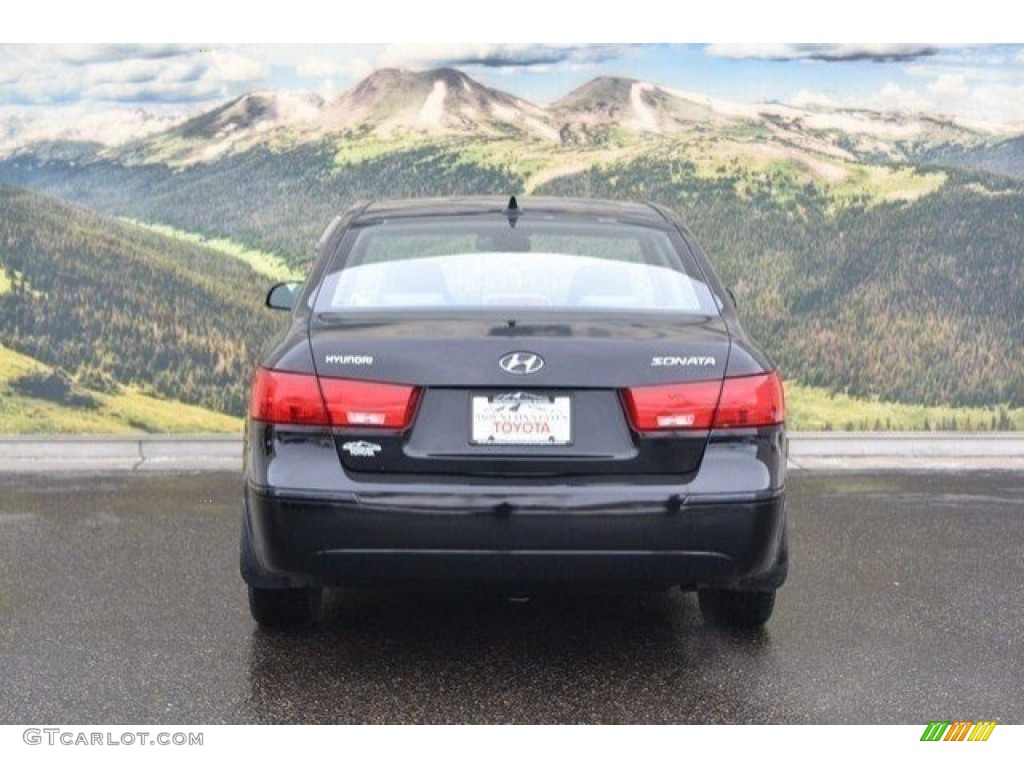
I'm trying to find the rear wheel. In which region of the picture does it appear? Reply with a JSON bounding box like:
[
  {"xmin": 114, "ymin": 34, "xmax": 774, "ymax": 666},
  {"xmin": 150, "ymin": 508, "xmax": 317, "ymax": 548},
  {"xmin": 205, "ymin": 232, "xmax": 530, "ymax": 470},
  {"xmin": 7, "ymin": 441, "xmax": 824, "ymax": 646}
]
[
  {"xmin": 698, "ymin": 587, "xmax": 775, "ymax": 629},
  {"xmin": 248, "ymin": 585, "xmax": 322, "ymax": 628}
]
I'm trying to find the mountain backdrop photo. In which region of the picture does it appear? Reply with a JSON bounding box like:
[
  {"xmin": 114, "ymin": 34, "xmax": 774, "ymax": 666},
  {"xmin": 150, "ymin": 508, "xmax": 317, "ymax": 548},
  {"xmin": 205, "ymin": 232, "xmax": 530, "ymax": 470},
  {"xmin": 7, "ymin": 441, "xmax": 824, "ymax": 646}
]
[{"xmin": 1, "ymin": 43, "xmax": 1022, "ymax": 433}]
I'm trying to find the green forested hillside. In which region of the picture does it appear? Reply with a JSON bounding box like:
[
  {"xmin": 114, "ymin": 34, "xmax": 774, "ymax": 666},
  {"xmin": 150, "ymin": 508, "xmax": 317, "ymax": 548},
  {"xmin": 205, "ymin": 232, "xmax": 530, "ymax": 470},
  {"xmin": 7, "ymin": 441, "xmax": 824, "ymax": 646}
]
[
  {"xmin": 0, "ymin": 184, "xmax": 283, "ymax": 416},
  {"xmin": 0, "ymin": 142, "xmax": 523, "ymax": 263},
  {"xmin": 536, "ymin": 156, "xmax": 1024, "ymax": 407},
  {"xmin": 928, "ymin": 136, "xmax": 1024, "ymax": 180},
  {"xmin": 0, "ymin": 341, "xmax": 241, "ymax": 433}
]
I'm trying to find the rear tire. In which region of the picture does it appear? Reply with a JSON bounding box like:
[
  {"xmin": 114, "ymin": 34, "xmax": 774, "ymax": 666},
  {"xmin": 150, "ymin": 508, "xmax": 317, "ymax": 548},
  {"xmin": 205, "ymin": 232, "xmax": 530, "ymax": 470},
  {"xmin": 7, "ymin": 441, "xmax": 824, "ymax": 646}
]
[
  {"xmin": 698, "ymin": 587, "xmax": 775, "ymax": 629},
  {"xmin": 249, "ymin": 586, "xmax": 322, "ymax": 628}
]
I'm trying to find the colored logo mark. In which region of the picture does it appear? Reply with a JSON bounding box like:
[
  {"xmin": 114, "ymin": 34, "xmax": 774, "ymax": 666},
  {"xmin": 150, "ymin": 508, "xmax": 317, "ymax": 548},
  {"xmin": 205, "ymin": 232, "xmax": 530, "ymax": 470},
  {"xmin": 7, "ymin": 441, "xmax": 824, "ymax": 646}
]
[{"xmin": 920, "ymin": 721, "xmax": 996, "ymax": 742}]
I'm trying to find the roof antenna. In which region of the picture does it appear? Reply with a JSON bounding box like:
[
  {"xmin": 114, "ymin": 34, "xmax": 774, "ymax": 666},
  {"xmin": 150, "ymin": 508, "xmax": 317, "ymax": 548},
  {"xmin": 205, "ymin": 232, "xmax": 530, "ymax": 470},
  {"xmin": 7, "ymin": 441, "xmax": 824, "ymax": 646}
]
[{"xmin": 504, "ymin": 195, "xmax": 522, "ymax": 228}]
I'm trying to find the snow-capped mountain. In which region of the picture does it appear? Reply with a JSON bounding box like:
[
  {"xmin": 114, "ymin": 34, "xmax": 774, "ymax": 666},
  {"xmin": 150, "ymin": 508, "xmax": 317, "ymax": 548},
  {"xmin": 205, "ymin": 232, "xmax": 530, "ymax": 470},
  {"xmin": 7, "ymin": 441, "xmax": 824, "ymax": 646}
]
[
  {"xmin": 318, "ymin": 67, "xmax": 557, "ymax": 140},
  {"xmin": 2, "ymin": 67, "xmax": 1020, "ymax": 173}
]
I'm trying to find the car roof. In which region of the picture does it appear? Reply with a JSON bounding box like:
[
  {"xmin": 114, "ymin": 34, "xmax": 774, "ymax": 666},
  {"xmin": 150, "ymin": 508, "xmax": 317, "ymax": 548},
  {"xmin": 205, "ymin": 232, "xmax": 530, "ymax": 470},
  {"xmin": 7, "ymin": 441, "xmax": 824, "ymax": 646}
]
[{"xmin": 352, "ymin": 196, "xmax": 675, "ymax": 229}]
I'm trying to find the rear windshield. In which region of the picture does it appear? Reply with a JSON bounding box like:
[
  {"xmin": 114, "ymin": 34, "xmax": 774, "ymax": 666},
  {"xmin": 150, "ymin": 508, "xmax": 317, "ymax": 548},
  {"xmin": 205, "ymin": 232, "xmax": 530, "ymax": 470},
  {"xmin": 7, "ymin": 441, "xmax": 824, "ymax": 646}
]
[{"xmin": 314, "ymin": 218, "xmax": 719, "ymax": 315}]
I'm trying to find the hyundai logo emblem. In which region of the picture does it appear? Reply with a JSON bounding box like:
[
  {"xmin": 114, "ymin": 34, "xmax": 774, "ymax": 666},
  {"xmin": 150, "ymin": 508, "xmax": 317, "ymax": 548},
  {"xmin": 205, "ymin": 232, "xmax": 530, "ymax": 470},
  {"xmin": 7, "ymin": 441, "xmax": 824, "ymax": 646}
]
[{"xmin": 499, "ymin": 351, "xmax": 544, "ymax": 375}]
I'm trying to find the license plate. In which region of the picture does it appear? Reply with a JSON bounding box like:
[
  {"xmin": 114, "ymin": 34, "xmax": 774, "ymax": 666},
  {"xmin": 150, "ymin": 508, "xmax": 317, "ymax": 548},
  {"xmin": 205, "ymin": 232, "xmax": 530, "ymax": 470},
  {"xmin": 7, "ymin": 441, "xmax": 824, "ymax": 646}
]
[{"xmin": 471, "ymin": 392, "xmax": 572, "ymax": 445}]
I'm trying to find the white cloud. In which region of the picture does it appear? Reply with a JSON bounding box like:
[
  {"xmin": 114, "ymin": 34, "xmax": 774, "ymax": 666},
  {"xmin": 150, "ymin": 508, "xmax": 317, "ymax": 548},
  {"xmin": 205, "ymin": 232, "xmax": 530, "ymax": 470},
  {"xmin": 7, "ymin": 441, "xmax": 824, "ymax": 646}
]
[
  {"xmin": 377, "ymin": 43, "xmax": 637, "ymax": 71},
  {"xmin": 338, "ymin": 58, "xmax": 374, "ymax": 80},
  {"xmin": 57, "ymin": 44, "xmax": 189, "ymax": 65},
  {"xmin": 295, "ymin": 57, "xmax": 336, "ymax": 79},
  {"xmin": 874, "ymin": 82, "xmax": 933, "ymax": 113},
  {"xmin": 790, "ymin": 89, "xmax": 837, "ymax": 108},
  {"xmin": 0, "ymin": 103, "xmax": 188, "ymax": 153},
  {"xmin": 906, "ymin": 62, "xmax": 1015, "ymax": 82},
  {"xmin": 812, "ymin": 75, "xmax": 1024, "ymax": 129},
  {"xmin": 0, "ymin": 44, "xmax": 265, "ymax": 106},
  {"xmin": 295, "ymin": 57, "xmax": 372, "ymax": 94},
  {"xmin": 293, "ymin": 59, "xmax": 372, "ymax": 99},
  {"xmin": 948, "ymin": 81, "xmax": 1024, "ymax": 126},
  {"xmin": 206, "ymin": 50, "xmax": 266, "ymax": 82},
  {"xmin": 927, "ymin": 73, "xmax": 968, "ymax": 97},
  {"xmin": 379, "ymin": 43, "xmax": 494, "ymax": 68},
  {"xmin": 897, "ymin": 72, "xmax": 1024, "ymax": 127},
  {"xmin": 706, "ymin": 43, "xmax": 941, "ymax": 62},
  {"xmin": 707, "ymin": 43, "xmax": 802, "ymax": 60}
]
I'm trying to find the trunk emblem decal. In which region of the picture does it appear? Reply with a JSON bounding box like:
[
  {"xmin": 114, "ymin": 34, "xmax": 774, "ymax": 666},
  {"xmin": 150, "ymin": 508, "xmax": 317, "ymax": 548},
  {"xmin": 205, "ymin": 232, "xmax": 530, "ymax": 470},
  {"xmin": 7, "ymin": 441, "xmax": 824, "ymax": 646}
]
[{"xmin": 499, "ymin": 352, "xmax": 545, "ymax": 375}]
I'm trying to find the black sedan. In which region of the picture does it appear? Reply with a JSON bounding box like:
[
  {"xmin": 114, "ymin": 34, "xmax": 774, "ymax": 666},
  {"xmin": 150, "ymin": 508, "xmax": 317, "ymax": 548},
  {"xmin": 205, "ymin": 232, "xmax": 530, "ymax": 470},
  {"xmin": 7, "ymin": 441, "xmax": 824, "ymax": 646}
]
[{"xmin": 242, "ymin": 196, "xmax": 787, "ymax": 628}]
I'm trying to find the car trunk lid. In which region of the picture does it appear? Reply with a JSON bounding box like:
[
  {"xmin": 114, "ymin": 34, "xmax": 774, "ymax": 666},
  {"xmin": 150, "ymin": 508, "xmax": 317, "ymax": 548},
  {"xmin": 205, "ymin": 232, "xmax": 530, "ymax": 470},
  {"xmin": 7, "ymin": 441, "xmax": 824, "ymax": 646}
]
[{"xmin": 309, "ymin": 313, "xmax": 732, "ymax": 479}]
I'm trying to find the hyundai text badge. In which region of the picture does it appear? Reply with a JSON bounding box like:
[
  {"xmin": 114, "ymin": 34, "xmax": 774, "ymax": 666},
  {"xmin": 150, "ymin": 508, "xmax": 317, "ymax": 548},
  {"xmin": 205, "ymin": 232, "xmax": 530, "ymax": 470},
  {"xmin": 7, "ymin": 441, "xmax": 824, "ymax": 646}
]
[{"xmin": 499, "ymin": 351, "xmax": 544, "ymax": 375}]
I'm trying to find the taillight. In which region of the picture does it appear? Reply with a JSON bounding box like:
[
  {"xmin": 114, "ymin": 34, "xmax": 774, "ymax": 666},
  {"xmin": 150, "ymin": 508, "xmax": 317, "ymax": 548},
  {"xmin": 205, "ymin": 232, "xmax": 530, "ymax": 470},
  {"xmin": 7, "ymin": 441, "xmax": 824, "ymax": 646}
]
[
  {"xmin": 318, "ymin": 377, "xmax": 420, "ymax": 429},
  {"xmin": 623, "ymin": 371, "xmax": 784, "ymax": 431},
  {"xmin": 250, "ymin": 368, "xmax": 329, "ymax": 426},
  {"xmin": 622, "ymin": 380, "xmax": 722, "ymax": 430},
  {"xmin": 713, "ymin": 371, "xmax": 785, "ymax": 428},
  {"xmin": 250, "ymin": 368, "xmax": 420, "ymax": 429}
]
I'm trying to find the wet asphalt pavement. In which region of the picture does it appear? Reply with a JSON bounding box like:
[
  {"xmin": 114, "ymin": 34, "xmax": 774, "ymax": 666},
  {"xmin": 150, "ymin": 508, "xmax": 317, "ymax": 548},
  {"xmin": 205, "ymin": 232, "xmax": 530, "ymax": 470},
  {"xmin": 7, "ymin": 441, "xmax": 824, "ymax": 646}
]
[{"xmin": 0, "ymin": 470, "xmax": 1021, "ymax": 724}]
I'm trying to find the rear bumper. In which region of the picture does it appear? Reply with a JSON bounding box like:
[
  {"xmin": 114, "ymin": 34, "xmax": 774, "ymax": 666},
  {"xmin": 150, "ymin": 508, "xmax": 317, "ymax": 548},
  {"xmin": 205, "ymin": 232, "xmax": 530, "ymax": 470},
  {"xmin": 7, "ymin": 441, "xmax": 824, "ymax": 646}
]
[
  {"xmin": 242, "ymin": 420, "xmax": 788, "ymax": 590},
  {"xmin": 243, "ymin": 482, "xmax": 787, "ymax": 590}
]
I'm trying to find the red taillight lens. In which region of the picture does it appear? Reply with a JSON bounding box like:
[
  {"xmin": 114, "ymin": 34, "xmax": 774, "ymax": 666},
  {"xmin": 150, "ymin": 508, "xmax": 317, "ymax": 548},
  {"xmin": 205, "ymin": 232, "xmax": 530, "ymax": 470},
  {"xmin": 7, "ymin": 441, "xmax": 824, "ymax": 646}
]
[
  {"xmin": 623, "ymin": 371, "xmax": 784, "ymax": 431},
  {"xmin": 622, "ymin": 380, "xmax": 723, "ymax": 430},
  {"xmin": 713, "ymin": 371, "xmax": 785, "ymax": 428},
  {"xmin": 250, "ymin": 368, "xmax": 329, "ymax": 426},
  {"xmin": 250, "ymin": 368, "xmax": 420, "ymax": 429},
  {"xmin": 318, "ymin": 377, "xmax": 420, "ymax": 429}
]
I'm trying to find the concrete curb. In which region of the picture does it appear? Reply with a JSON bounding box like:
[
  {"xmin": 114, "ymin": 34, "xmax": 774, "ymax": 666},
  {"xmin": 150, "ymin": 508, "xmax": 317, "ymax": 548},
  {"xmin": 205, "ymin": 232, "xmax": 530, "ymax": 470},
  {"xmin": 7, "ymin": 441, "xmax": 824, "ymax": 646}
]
[
  {"xmin": 786, "ymin": 432, "xmax": 1024, "ymax": 471},
  {"xmin": 1, "ymin": 433, "xmax": 1023, "ymax": 473},
  {"xmin": 0, "ymin": 435, "xmax": 241, "ymax": 473}
]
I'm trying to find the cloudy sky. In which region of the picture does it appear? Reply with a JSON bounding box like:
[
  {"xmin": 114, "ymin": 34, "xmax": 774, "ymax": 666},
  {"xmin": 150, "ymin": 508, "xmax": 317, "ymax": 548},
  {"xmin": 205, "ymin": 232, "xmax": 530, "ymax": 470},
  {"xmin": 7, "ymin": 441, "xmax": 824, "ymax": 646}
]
[{"xmin": 3, "ymin": 38, "xmax": 1023, "ymax": 129}]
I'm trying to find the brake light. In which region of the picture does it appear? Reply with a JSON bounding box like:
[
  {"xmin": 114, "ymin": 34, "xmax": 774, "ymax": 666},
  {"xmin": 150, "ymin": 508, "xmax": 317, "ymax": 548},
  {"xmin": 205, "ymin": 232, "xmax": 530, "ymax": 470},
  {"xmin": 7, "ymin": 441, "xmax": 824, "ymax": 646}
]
[
  {"xmin": 318, "ymin": 377, "xmax": 420, "ymax": 429},
  {"xmin": 623, "ymin": 371, "xmax": 784, "ymax": 431},
  {"xmin": 250, "ymin": 368, "xmax": 329, "ymax": 426},
  {"xmin": 713, "ymin": 371, "xmax": 785, "ymax": 428},
  {"xmin": 622, "ymin": 380, "xmax": 722, "ymax": 430},
  {"xmin": 250, "ymin": 368, "xmax": 421, "ymax": 429}
]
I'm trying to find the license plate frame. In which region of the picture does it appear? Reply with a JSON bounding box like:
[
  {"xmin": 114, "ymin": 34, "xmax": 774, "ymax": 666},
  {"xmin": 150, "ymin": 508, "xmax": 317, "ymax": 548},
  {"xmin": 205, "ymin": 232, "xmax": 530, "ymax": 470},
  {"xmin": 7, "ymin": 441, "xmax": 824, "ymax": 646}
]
[{"xmin": 470, "ymin": 392, "xmax": 572, "ymax": 446}]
